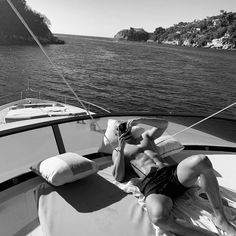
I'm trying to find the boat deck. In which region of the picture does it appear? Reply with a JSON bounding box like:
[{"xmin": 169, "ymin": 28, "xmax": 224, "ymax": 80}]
[
  {"xmin": 0, "ymin": 114, "xmax": 235, "ymax": 236},
  {"xmin": 0, "ymin": 98, "xmax": 92, "ymax": 124}
]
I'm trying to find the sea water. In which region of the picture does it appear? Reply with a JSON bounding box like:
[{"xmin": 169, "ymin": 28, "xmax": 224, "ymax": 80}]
[{"xmin": 0, "ymin": 34, "xmax": 235, "ymax": 119}]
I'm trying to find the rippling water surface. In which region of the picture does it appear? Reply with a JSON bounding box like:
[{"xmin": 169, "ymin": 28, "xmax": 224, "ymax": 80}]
[{"xmin": 0, "ymin": 35, "xmax": 235, "ymax": 119}]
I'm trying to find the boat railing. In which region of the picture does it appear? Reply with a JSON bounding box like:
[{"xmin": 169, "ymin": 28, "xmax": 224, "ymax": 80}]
[{"xmin": 0, "ymin": 88, "xmax": 111, "ymax": 114}]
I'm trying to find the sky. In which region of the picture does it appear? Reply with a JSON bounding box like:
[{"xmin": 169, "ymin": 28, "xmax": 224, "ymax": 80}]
[{"xmin": 26, "ymin": 0, "xmax": 236, "ymax": 38}]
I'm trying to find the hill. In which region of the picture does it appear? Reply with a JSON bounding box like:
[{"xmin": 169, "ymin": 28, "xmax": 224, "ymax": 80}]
[
  {"xmin": 0, "ymin": 0, "xmax": 64, "ymax": 45},
  {"xmin": 114, "ymin": 11, "xmax": 236, "ymax": 49}
]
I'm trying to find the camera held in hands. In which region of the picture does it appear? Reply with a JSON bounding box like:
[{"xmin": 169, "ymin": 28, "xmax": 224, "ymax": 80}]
[{"xmin": 118, "ymin": 122, "xmax": 129, "ymax": 136}]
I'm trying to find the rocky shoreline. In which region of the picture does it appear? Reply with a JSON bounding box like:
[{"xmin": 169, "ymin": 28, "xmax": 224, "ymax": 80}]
[
  {"xmin": 158, "ymin": 34, "xmax": 235, "ymax": 50},
  {"xmin": 114, "ymin": 28, "xmax": 235, "ymax": 50},
  {"xmin": 114, "ymin": 11, "xmax": 236, "ymax": 50}
]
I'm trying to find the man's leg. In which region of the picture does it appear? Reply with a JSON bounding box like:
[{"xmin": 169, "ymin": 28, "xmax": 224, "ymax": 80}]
[
  {"xmin": 146, "ymin": 193, "xmax": 218, "ymax": 236},
  {"xmin": 176, "ymin": 154, "xmax": 236, "ymax": 235}
]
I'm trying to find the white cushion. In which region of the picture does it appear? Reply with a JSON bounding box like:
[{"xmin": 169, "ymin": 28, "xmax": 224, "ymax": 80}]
[
  {"xmin": 31, "ymin": 152, "xmax": 99, "ymax": 186},
  {"xmin": 154, "ymin": 135, "xmax": 184, "ymax": 158},
  {"xmin": 98, "ymin": 119, "xmax": 119, "ymax": 154}
]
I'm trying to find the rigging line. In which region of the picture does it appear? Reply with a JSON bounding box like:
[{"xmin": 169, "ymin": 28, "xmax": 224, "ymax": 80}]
[
  {"xmin": 171, "ymin": 102, "xmax": 236, "ymax": 138},
  {"xmin": 6, "ymin": 0, "xmax": 117, "ymax": 150}
]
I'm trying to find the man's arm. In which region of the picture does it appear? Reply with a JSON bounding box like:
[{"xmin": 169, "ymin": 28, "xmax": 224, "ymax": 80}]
[
  {"xmin": 112, "ymin": 139, "xmax": 126, "ymax": 182},
  {"xmin": 130, "ymin": 117, "xmax": 168, "ymax": 139}
]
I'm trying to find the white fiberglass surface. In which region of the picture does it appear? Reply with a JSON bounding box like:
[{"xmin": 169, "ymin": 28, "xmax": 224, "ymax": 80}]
[
  {"xmin": 0, "ymin": 127, "xmax": 59, "ymax": 182},
  {"xmin": 0, "ymin": 180, "xmax": 43, "ymax": 236},
  {"xmin": 59, "ymin": 118, "xmax": 107, "ymax": 155}
]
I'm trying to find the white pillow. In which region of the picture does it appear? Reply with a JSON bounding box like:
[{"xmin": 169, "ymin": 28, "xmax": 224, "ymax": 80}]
[
  {"xmin": 98, "ymin": 119, "xmax": 145, "ymax": 154},
  {"xmin": 154, "ymin": 135, "xmax": 184, "ymax": 158},
  {"xmin": 30, "ymin": 152, "xmax": 99, "ymax": 186},
  {"xmin": 98, "ymin": 119, "xmax": 119, "ymax": 154}
]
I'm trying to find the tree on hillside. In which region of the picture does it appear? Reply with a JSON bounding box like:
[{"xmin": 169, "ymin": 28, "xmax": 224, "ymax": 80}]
[
  {"xmin": 152, "ymin": 27, "xmax": 165, "ymax": 41},
  {"xmin": 213, "ymin": 27, "xmax": 227, "ymax": 38},
  {"xmin": 0, "ymin": 0, "xmax": 49, "ymax": 36},
  {"xmin": 155, "ymin": 10, "xmax": 236, "ymax": 48},
  {"xmin": 0, "ymin": 0, "xmax": 64, "ymax": 44}
]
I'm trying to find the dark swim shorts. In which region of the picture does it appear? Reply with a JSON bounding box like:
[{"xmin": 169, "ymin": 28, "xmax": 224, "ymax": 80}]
[{"xmin": 138, "ymin": 165, "xmax": 189, "ymax": 200}]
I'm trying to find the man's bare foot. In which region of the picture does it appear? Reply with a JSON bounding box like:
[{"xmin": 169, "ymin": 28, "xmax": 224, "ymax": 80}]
[{"xmin": 213, "ymin": 216, "xmax": 236, "ymax": 235}]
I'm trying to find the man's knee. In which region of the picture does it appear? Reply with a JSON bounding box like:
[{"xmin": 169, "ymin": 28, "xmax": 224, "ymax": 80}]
[
  {"xmin": 150, "ymin": 214, "xmax": 171, "ymax": 228},
  {"xmin": 147, "ymin": 200, "xmax": 172, "ymax": 228}
]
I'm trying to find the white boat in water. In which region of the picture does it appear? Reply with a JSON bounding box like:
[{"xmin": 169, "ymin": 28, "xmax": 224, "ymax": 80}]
[
  {"xmin": 1, "ymin": 1, "xmax": 236, "ymax": 236},
  {"xmin": 0, "ymin": 86, "xmax": 109, "ymax": 124}
]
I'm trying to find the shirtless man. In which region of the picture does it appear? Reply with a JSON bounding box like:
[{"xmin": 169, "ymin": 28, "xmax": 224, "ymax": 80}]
[{"xmin": 112, "ymin": 117, "xmax": 236, "ymax": 236}]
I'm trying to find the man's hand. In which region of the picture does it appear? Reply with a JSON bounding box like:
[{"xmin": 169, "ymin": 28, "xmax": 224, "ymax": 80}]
[
  {"xmin": 118, "ymin": 128, "xmax": 132, "ymax": 145},
  {"xmin": 127, "ymin": 118, "xmax": 138, "ymax": 128}
]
